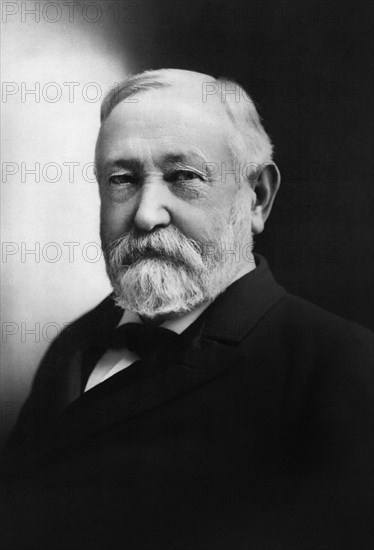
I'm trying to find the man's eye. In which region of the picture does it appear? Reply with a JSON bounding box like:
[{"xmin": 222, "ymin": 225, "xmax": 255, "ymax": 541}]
[
  {"xmin": 109, "ymin": 174, "xmax": 136, "ymax": 185},
  {"xmin": 169, "ymin": 170, "xmax": 202, "ymax": 183}
]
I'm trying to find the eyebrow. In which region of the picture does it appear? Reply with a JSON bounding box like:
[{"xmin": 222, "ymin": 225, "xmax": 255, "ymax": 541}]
[{"xmin": 99, "ymin": 151, "xmax": 216, "ymax": 178}]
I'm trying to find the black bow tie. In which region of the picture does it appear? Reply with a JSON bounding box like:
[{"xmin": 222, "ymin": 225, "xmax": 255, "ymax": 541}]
[{"xmin": 108, "ymin": 322, "xmax": 182, "ymax": 358}]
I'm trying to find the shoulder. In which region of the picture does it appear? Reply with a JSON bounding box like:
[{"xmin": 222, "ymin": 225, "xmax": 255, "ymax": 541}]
[
  {"xmin": 51, "ymin": 293, "xmax": 122, "ymax": 350},
  {"xmin": 66, "ymin": 292, "xmax": 121, "ymax": 333},
  {"xmin": 268, "ymin": 291, "xmax": 373, "ymax": 348},
  {"xmin": 2, "ymin": 295, "xmax": 122, "ymax": 458},
  {"xmin": 27, "ymin": 294, "xmax": 122, "ymax": 387},
  {"xmin": 249, "ymin": 290, "xmax": 374, "ymax": 392},
  {"xmin": 259, "ymin": 292, "xmax": 374, "ymax": 409}
]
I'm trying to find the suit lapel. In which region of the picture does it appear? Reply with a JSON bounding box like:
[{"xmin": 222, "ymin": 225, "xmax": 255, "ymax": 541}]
[
  {"xmin": 55, "ymin": 295, "xmax": 125, "ymax": 410},
  {"xmin": 28, "ymin": 255, "xmax": 285, "ymax": 461},
  {"xmin": 57, "ymin": 344, "xmax": 110, "ymax": 410},
  {"xmin": 54, "ymin": 337, "xmax": 243, "ymax": 444}
]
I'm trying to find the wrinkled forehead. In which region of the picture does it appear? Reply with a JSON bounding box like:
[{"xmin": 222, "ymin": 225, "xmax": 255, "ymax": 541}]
[{"xmin": 95, "ymin": 85, "xmax": 237, "ymax": 166}]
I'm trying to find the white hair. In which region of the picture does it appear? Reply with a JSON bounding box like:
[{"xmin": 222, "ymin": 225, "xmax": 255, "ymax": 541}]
[{"xmin": 99, "ymin": 68, "xmax": 274, "ymax": 180}]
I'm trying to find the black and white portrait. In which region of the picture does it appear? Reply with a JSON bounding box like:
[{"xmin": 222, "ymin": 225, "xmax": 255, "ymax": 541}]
[{"xmin": 1, "ymin": 2, "xmax": 373, "ymax": 549}]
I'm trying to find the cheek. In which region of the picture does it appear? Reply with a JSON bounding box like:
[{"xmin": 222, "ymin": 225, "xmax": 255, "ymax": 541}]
[
  {"xmin": 100, "ymin": 201, "xmax": 133, "ymax": 240},
  {"xmin": 172, "ymin": 207, "xmax": 225, "ymax": 245}
]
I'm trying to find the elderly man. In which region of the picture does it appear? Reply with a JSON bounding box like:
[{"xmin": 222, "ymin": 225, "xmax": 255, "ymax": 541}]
[{"xmin": 3, "ymin": 70, "xmax": 373, "ymax": 550}]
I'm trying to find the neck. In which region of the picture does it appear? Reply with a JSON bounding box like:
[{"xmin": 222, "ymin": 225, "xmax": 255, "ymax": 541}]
[{"xmin": 229, "ymin": 252, "xmax": 256, "ymax": 283}]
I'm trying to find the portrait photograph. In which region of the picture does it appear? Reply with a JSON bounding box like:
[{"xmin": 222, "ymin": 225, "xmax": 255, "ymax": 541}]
[{"xmin": 1, "ymin": 1, "xmax": 373, "ymax": 549}]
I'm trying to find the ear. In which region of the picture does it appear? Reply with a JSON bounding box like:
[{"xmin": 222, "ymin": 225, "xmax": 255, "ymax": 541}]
[{"xmin": 250, "ymin": 162, "xmax": 281, "ymax": 234}]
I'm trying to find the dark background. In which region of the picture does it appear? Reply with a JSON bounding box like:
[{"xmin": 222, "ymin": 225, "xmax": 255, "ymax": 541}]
[{"xmin": 119, "ymin": 0, "xmax": 374, "ymax": 330}]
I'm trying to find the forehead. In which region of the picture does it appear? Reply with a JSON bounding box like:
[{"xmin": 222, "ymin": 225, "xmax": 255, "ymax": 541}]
[{"xmin": 96, "ymin": 87, "xmax": 235, "ymax": 167}]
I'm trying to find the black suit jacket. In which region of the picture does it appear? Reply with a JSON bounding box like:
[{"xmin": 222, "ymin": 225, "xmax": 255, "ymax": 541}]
[{"xmin": 2, "ymin": 256, "xmax": 373, "ymax": 550}]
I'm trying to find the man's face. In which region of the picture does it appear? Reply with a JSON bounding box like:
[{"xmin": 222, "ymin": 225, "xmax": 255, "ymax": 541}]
[{"xmin": 95, "ymin": 86, "xmax": 254, "ymax": 320}]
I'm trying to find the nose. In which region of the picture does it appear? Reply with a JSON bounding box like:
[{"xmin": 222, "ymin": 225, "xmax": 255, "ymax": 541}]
[{"xmin": 133, "ymin": 180, "xmax": 171, "ymax": 232}]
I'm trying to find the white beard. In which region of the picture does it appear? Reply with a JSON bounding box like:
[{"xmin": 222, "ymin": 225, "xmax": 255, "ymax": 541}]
[
  {"xmin": 103, "ymin": 202, "xmax": 253, "ymax": 322},
  {"xmin": 110, "ymin": 258, "xmax": 218, "ymax": 320}
]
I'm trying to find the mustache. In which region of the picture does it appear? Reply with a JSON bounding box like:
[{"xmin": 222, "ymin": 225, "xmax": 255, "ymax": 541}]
[{"xmin": 104, "ymin": 226, "xmax": 205, "ymax": 269}]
